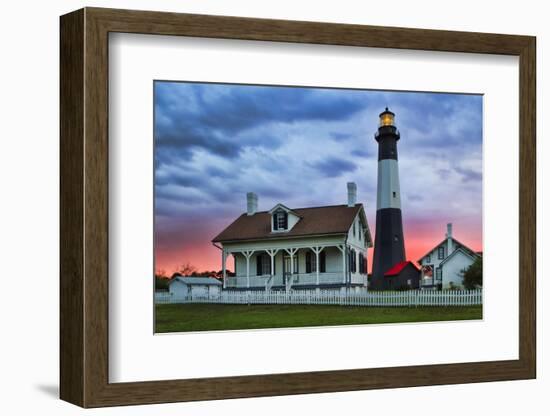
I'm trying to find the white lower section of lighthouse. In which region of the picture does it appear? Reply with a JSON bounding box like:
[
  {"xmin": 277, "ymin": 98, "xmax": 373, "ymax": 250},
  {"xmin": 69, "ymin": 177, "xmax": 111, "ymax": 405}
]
[{"xmin": 376, "ymin": 159, "xmax": 402, "ymax": 210}]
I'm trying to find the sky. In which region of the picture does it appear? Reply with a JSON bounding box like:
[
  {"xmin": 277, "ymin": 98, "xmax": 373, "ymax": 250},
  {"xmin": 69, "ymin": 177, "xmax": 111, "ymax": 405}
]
[{"xmin": 154, "ymin": 81, "xmax": 483, "ymax": 275}]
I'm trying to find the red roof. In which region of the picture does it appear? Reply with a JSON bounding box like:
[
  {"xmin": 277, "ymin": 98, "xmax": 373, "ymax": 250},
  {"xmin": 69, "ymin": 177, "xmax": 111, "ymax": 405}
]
[{"xmin": 384, "ymin": 261, "xmax": 419, "ymax": 276}]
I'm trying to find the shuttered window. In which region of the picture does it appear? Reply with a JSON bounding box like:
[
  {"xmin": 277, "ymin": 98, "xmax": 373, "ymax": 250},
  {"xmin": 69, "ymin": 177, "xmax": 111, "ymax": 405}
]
[
  {"xmin": 256, "ymin": 254, "xmax": 271, "ymax": 275},
  {"xmin": 358, "ymin": 253, "xmax": 365, "ymax": 274},
  {"xmin": 277, "ymin": 212, "xmax": 287, "ymax": 229},
  {"xmin": 273, "ymin": 210, "xmax": 288, "ymax": 231},
  {"xmin": 306, "ymin": 251, "xmax": 317, "ymax": 273},
  {"xmin": 349, "ymin": 249, "xmax": 357, "ymax": 273}
]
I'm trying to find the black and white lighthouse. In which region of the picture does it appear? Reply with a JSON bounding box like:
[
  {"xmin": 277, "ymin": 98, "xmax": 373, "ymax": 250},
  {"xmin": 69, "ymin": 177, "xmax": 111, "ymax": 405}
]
[{"xmin": 371, "ymin": 108, "xmax": 406, "ymax": 289}]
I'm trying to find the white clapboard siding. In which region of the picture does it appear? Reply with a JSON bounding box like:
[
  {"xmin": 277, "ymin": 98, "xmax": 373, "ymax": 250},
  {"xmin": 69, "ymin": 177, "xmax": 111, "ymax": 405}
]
[{"xmin": 155, "ymin": 289, "xmax": 482, "ymax": 307}]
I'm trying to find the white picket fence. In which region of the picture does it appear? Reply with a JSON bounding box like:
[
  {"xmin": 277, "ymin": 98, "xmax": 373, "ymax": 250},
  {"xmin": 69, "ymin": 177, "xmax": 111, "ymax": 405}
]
[{"xmin": 155, "ymin": 289, "xmax": 482, "ymax": 307}]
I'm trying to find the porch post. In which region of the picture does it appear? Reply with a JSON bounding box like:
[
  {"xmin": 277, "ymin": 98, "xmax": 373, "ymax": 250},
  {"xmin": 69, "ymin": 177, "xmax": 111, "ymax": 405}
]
[
  {"xmin": 266, "ymin": 249, "xmax": 279, "ymax": 277},
  {"xmin": 222, "ymin": 250, "xmax": 227, "ymax": 289},
  {"xmin": 337, "ymin": 244, "xmax": 346, "ymax": 284},
  {"xmin": 266, "ymin": 249, "xmax": 279, "ymax": 292},
  {"xmin": 284, "ymin": 248, "xmax": 298, "ymax": 292},
  {"xmin": 316, "ymin": 250, "xmax": 320, "ymax": 285},
  {"xmin": 311, "ymin": 246, "xmax": 323, "ymax": 286},
  {"xmin": 243, "ymin": 250, "xmax": 253, "ymax": 289}
]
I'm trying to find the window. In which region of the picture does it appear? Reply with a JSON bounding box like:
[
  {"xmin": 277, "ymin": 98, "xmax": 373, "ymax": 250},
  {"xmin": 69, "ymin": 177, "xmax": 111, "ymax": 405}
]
[
  {"xmin": 394, "ymin": 235, "xmax": 399, "ymax": 242},
  {"xmin": 305, "ymin": 251, "xmax": 318, "ymax": 273},
  {"xmin": 436, "ymin": 267, "xmax": 442, "ymax": 280},
  {"xmin": 283, "ymin": 255, "xmax": 298, "ymax": 277},
  {"xmin": 392, "ymin": 191, "xmax": 396, "ymax": 198},
  {"xmin": 359, "ymin": 253, "xmax": 365, "ymax": 274},
  {"xmin": 438, "ymin": 246, "xmax": 445, "ymax": 259},
  {"xmin": 349, "ymin": 249, "xmax": 357, "ymax": 273},
  {"xmin": 425, "ymin": 254, "xmax": 431, "ymax": 263},
  {"xmin": 256, "ymin": 254, "xmax": 271, "ymax": 276},
  {"xmin": 320, "ymin": 251, "xmax": 326, "ymax": 273},
  {"xmin": 277, "ymin": 212, "xmax": 286, "ymax": 229},
  {"xmin": 262, "ymin": 255, "xmax": 270, "ymax": 275},
  {"xmin": 353, "ymin": 221, "xmax": 356, "ymax": 237},
  {"xmin": 273, "ymin": 210, "xmax": 288, "ymax": 231}
]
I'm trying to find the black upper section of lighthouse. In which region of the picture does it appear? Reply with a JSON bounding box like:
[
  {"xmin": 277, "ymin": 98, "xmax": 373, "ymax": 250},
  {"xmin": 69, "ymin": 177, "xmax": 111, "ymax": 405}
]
[{"xmin": 375, "ymin": 107, "xmax": 400, "ymax": 161}]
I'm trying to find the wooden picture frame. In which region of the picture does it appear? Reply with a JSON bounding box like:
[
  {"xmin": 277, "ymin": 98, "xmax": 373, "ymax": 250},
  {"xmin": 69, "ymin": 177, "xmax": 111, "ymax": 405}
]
[{"xmin": 60, "ymin": 7, "xmax": 536, "ymax": 408}]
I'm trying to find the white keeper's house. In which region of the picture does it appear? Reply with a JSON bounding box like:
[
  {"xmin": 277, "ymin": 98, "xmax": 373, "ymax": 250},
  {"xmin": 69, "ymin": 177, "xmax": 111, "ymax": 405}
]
[
  {"xmin": 418, "ymin": 223, "xmax": 481, "ymax": 290},
  {"xmin": 212, "ymin": 183, "xmax": 372, "ymax": 291}
]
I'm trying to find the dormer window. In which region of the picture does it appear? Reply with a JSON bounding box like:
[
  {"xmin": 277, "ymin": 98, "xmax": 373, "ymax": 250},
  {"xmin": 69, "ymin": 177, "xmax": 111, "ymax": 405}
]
[
  {"xmin": 273, "ymin": 210, "xmax": 288, "ymax": 231},
  {"xmin": 269, "ymin": 203, "xmax": 300, "ymax": 233}
]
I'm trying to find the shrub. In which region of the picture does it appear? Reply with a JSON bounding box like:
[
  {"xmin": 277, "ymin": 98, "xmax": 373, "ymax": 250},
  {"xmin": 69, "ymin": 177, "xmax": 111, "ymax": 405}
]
[{"xmin": 462, "ymin": 257, "xmax": 482, "ymax": 289}]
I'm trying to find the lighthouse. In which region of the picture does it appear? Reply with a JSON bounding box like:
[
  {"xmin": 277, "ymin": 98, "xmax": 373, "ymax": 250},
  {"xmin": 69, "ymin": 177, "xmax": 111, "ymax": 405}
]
[{"xmin": 371, "ymin": 108, "xmax": 406, "ymax": 289}]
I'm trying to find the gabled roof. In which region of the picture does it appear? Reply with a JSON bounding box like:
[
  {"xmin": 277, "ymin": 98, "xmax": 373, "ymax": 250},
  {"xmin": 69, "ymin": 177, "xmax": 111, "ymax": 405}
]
[
  {"xmin": 384, "ymin": 261, "xmax": 419, "ymax": 276},
  {"xmin": 170, "ymin": 277, "xmax": 222, "ymax": 286},
  {"xmin": 268, "ymin": 203, "xmax": 301, "ymax": 217},
  {"xmin": 417, "ymin": 237, "xmax": 478, "ymax": 263},
  {"xmin": 438, "ymin": 247, "xmax": 479, "ymax": 267},
  {"xmin": 213, "ymin": 203, "xmax": 372, "ymax": 245}
]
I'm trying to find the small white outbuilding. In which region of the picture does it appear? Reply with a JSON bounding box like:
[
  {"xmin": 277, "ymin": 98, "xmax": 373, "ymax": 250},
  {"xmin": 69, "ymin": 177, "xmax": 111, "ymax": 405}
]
[{"xmin": 168, "ymin": 276, "xmax": 222, "ymax": 300}]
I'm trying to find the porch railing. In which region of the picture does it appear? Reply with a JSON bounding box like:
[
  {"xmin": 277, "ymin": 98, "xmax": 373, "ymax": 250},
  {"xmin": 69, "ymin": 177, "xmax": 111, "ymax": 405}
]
[{"xmin": 225, "ymin": 272, "xmax": 367, "ymax": 288}]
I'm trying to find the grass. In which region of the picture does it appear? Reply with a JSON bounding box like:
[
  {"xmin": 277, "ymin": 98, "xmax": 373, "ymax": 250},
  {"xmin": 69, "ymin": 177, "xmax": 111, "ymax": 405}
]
[{"xmin": 155, "ymin": 303, "xmax": 482, "ymax": 333}]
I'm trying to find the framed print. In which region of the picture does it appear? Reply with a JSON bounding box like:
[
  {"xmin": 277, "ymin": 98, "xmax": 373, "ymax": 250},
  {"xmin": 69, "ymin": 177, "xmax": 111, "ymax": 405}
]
[{"xmin": 60, "ymin": 7, "xmax": 536, "ymax": 408}]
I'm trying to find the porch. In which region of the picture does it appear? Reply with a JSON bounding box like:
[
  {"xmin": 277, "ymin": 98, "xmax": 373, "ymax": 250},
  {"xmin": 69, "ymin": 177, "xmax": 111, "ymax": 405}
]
[{"xmin": 220, "ymin": 244, "xmax": 368, "ymax": 291}]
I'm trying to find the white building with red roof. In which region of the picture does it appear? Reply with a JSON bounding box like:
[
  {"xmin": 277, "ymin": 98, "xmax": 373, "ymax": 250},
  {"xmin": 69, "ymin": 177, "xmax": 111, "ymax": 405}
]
[{"xmin": 382, "ymin": 261, "xmax": 420, "ymax": 290}]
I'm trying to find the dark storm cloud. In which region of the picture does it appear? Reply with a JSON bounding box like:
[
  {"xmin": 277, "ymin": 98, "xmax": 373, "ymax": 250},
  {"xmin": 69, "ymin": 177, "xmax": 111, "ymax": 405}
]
[
  {"xmin": 393, "ymin": 92, "xmax": 482, "ymax": 150},
  {"xmin": 154, "ymin": 82, "xmax": 367, "ymax": 165},
  {"xmin": 351, "ymin": 149, "xmax": 372, "ymax": 158},
  {"xmin": 454, "ymin": 165, "xmax": 482, "ymax": 183},
  {"xmin": 310, "ymin": 157, "xmax": 358, "ymax": 177},
  {"xmin": 330, "ymin": 132, "xmax": 353, "ymax": 141}
]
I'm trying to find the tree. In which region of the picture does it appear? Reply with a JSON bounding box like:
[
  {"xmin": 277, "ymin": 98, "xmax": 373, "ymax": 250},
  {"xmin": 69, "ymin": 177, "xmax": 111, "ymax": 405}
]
[
  {"xmin": 155, "ymin": 276, "xmax": 170, "ymax": 291},
  {"xmin": 154, "ymin": 268, "xmax": 167, "ymax": 279},
  {"xmin": 462, "ymin": 257, "xmax": 482, "ymax": 289},
  {"xmin": 177, "ymin": 262, "xmax": 197, "ymax": 276},
  {"xmin": 154, "ymin": 269, "xmax": 170, "ymax": 291}
]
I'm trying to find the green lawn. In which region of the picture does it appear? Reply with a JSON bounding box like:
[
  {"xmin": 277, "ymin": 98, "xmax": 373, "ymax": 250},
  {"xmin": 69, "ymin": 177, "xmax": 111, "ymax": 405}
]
[{"xmin": 155, "ymin": 303, "xmax": 482, "ymax": 333}]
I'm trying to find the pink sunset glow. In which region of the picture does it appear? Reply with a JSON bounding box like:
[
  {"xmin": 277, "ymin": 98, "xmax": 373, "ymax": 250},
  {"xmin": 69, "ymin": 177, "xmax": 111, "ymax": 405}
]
[{"xmin": 154, "ymin": 216, "xmax": 482, "ymax": 276}]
